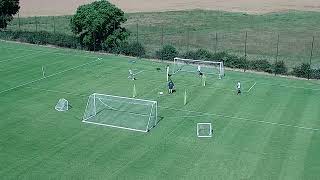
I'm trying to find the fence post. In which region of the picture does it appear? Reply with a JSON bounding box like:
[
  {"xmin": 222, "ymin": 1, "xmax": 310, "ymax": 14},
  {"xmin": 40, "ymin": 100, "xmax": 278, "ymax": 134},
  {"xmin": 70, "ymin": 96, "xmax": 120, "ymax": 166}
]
[
  {"xmin": 136, "ymin": 23, "xmax": 139, "ymax": 43},
  {"xmin": 1, "ymin": 13, "xmax": 4, "ymax": 30},
  {"xmin": 53, "ymin": 16, "xmax": 56, "ymax": 33},
  {"xmin": 35, "ymin": 16, "xmax": 38, "ymax": 32},
  {"xmin": 93, "ymin": 32, "xmax": 96, "ymax": 51},
  {"xmin": 244, "ymin": 31, "xmax": 248, "ymax": 72},
  {"xmin": 113, "ymin": 21, "xmax": 116, "ymax": 53},
  {"xmin": 161, "ymin": 25, "xmax": 164, "ymax": 47},
  {"xmin": 187, "ymin": 27, "xmax": 190, "ymax": 52},
  {"xmin": 18, "ymin": 13, "xmax": 20, "ymax": 30},
  {"xmin": 275, "ymin": 34, "xmax": 280, "ymax": 76},
  {"xmin": 308, "ymin": 36, "xmax": 315, "ymax": 80},
  {"xmin": 244, "ymin": 31, "xmax": 247, "ymax": 59},
  {"xmin": 215, "ymin": 32, "xmax": 218, "ymax": 53}
]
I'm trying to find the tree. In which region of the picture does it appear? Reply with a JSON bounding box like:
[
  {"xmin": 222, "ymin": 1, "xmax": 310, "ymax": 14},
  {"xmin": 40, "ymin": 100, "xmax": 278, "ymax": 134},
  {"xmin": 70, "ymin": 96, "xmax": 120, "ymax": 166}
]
[
  {"xmin": 120, "ymin": 42, "xmax": 145, "ymax": 57},
  {"xmin": 70, "ymin": 0, "xmax": 128, "ymax": 51},
  {"xmin": 0, "ymin": 0, "xmax": 20, "ymax": 29},
  {"xmin": 156, "ymin": 45, "xmax": 179, "ymax": 60}
]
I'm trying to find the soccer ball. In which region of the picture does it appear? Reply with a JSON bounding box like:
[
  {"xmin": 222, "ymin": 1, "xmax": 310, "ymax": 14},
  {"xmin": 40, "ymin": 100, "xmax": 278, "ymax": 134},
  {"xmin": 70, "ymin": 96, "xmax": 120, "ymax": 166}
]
[{"xmin": 159, "ymin": 92, "xmax": 163, "ymax": 95}]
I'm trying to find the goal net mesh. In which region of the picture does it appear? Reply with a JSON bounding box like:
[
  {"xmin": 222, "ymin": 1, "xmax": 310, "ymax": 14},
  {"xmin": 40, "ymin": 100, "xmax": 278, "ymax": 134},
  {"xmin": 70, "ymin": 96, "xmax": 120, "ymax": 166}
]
[
  {"xmin": 83, "ymin": 93, "xmax": 158, "ymax": 132},
  {"xmin": 172, "ymin": 58, "xmax": 224, "ymax": 78}
]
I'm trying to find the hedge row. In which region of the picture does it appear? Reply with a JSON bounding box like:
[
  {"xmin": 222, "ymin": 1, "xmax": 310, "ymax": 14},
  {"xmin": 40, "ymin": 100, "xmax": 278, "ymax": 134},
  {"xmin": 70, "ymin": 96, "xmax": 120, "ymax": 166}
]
[
  {"xmin": 0, "ymin": 30, "xmax": 146, "ymax": 57},
  {"xmin": 0, "ymin": 30, "xmax": 319, "ymax": 79},
  {"xmin": 291, "ymin": 63, "xmax": 320, "ymax": 79},
  {"xmin": 0, "ymin": 30, "xmax": 80, "ymax": 48}
]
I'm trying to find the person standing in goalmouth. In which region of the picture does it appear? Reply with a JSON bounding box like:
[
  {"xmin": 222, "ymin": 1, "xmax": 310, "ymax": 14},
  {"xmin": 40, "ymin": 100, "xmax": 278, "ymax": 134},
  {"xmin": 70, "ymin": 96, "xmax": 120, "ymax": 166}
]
[
  {"xmin": 128, "ymin": 69, "xmax": 136, "ymax": 80},
  {"xmin": 236, "ymin": 81, "xmax": 241, "ymax": 95}
]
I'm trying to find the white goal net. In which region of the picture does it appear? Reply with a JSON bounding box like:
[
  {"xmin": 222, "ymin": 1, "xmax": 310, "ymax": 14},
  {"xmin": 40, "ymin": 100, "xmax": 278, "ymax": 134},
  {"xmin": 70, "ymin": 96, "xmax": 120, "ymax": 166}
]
[
  {"xmin": 172, "ymin": 57, "xmax": 224, "ymax": 79},
  {"xmin": 82, "ymin": 93, "xmax": 158, "ymax": 133}
]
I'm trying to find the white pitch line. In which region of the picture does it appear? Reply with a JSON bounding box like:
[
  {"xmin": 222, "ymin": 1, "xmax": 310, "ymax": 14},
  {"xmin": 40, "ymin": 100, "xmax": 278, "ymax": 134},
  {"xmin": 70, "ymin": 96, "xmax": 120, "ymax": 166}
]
[
  {"xmin": 134, "ymin": 70, "xmax": 144, "ymax": 75},
  {"xmin": 0, "ymin": 58, "xmax": 101, "ymax": 95},
  {"xmin": 0, "ymin": 51, "xmax": 43, "ymax": 63},
  {"xmin": 25, "ymin": 87, "xmax": 86, "ymax": 97},
  {"xmin": 257, "ymin": 82, "xmax": 320, "ymax": 91},
  {"xmin": 159, "ymin": 106, "xmax": 319, "ymax": 132},
  {"xmin": 247, "ymin": 82, "xmax": 257, "ymax": 93},
  {"xmin": 0, "ymin": 46, "xmax": 98, "ymax": 63}
]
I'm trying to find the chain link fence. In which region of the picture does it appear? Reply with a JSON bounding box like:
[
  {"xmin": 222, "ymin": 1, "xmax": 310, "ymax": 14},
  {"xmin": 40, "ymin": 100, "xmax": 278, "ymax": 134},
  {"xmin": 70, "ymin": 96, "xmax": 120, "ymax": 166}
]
[{"xmin": 5, "ymin": 15, "xmax": 320, "ymax": 70}]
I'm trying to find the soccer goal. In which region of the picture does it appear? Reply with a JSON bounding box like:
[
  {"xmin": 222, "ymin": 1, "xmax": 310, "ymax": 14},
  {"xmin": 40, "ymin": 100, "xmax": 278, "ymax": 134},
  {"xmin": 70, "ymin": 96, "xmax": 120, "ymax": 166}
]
[
  {"xmin": 55, "ymin": 98, "xmax": 69, "ymax": 112},
  {"xmin": 197, "ymin": 123, "xmax": 213, "ymax": 137},
  {"xmin": 172, "ymin": 57, "xmax": 224, "ymax": 79},
  {"xmin": 82, "ymin": 93, "xmax": 158, "ymax": 133}
]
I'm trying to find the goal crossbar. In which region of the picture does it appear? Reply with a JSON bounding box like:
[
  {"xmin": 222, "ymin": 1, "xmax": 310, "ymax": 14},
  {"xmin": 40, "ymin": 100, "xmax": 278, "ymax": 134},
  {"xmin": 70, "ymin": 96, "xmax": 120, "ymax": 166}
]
[
  {"xmin": 93, "ymin": 93, "xmax": 156, "ymax": 104},
  {"xmin": 174, "ymin": 57, "xmax": 223, "ymax": 64}
]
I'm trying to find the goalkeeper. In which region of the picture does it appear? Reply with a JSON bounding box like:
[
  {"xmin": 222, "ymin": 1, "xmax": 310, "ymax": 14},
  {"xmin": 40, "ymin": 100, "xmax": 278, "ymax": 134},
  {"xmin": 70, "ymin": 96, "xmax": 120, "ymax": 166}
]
[{"xmin": 168, "ymin": 80, "xmax": 175, "ymax": 94}]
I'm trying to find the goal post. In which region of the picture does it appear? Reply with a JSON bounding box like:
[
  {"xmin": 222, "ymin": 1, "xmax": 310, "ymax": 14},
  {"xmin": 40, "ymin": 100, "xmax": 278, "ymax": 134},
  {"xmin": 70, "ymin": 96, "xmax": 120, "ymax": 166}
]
[
  {"xmin": 172, "ymin": 57, "xmax": 224, "ymax": 79},
  {"xmin": 82, "ymin": 93, "xmax": 158, "ymax": 133}
]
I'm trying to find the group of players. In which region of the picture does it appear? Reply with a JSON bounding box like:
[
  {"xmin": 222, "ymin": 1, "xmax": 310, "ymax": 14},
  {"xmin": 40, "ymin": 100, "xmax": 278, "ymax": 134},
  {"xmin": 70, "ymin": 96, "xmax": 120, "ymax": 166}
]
[{"xmin": 128, "ymin": 65, "xmax": 242, "ymax": 95}]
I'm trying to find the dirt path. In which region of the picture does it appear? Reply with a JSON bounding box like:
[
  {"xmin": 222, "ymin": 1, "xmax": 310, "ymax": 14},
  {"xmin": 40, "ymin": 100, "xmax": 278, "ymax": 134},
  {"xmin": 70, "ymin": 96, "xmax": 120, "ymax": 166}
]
[{"xmin": 20, "ymin": 0, "xmax": 320, "ymax": 16}]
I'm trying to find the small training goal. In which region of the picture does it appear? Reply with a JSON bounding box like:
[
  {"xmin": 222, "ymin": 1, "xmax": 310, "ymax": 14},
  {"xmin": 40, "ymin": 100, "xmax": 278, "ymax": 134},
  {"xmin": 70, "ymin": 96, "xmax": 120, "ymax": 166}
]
[
  {"xmin": 55, "ymin": 98, "xmax": 69, "ymax": 112},
  {"xmin": 197, "ymin": 123, "xmax": 213, "ymax": 137},
  {"xmin": 83, "ymin": 93, "xmax": 158, "ymax": 133},
  {"xmin": 172, "ymin": 57, "xmax": 224, "ymax": 79}
]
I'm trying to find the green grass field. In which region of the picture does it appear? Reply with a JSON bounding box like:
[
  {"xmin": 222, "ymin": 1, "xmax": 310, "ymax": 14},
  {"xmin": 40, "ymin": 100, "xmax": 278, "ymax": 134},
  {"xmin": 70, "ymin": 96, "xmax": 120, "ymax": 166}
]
[
  {"xmin": 6, "ymin": 10, "xmax": 320, "ymax": 68},
  {"xmin": 1, "ymin": 40, "xmax": 320, "ymax": 179}
]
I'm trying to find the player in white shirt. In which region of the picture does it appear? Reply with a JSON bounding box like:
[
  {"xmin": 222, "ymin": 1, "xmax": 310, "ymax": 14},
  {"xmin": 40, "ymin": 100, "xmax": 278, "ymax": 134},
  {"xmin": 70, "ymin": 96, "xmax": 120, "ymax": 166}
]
[
  {"xmin": 236, "ymin": 81, "xmax": 241, "ymax": 95},
  {"xmin": 197, "ymin": 65, "xmax": 203, "ymax": 76},
  {"xmin": 166, "ymin": 65, "xmax": 170, "ymax": 81},
  {"xmin": 128, "ymin": 69, "xmax": 136, "ymax": 80}
]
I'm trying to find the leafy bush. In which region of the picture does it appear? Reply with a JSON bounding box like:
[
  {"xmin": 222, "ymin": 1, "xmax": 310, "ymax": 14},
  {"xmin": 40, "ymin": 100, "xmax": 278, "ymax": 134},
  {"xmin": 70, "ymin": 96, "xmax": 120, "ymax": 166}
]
[
  {"xmin": 211, "ymin": 51, "xmax": 228, "ymax": 61},
  {"xmin": 120, "ymin": 42, "xmax": 146, "ymax": 57},
  {"xmin": 273, "ymin": 61, "xmax": 288, "ymax": 75},
  {"xmin": 291, "ymin": 63, "xmax": 320, "ymax": 79},
  {"xmin": 291, "ymin": 63, "xmax": 311, "ymax": 78},
  {"xmin": 156, "ymin": 45, "xmax": 179, "ymax": 60},
  {"xmin": 249, "ymin": 59, "xmax": 273, "ymax": 73},
  {"xmin": 223, "ymin": 54, "xmax": 248, "ymax": 70},
  {"xmin": 183, "ymin": 49, "xmax": 213, "ymax": 60},
  {"xmin": 311, "ymin": 69, "xmax": 320, "ymax": 79}
]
